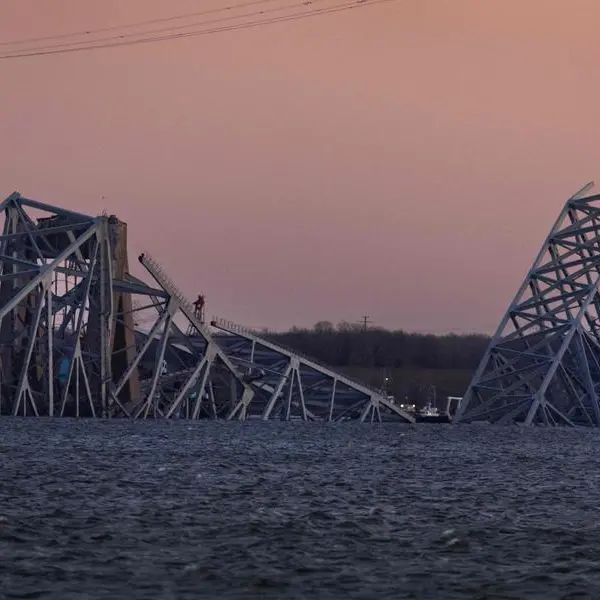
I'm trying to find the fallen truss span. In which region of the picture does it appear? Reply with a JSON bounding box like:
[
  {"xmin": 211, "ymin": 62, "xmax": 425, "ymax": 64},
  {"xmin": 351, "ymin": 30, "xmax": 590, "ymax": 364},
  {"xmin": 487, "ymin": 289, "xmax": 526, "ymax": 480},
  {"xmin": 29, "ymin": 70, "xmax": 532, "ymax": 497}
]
[
  {"xmin": 455, "ymin": 182, "xmax": 600, "ymax": 427},
  {"xmin": 211, "ymin": 319, "xmax": 414, "ymax": 422},
  {"xmin": 0, "ymin": 191, "xmax": 412, "ymax": 423}
]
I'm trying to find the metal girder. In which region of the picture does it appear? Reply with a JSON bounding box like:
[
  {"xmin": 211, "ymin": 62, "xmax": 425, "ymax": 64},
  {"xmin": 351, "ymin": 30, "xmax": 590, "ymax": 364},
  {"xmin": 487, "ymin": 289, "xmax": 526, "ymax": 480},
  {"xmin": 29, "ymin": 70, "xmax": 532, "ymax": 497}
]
[
  {"xmin": 210, "ymin": 318, "xmax": 415, "ymax": 423},
  {"xmin": 0, "ymin": 192, "xmax": 253, "ymax": 420},
  {"xmin": 127, "ymin": 253, "xmax": 255, "ymax": 420},
  {"xmin": 0, "ymin": 194, "xmax": 114, "ymax": 417},
  {"xmin": 0, "ymin": 190, "xmax": 408, "ymax": 425},
  {"xmin": 455, "ymin": 182, "xmax": 600, "ymax": 427}
]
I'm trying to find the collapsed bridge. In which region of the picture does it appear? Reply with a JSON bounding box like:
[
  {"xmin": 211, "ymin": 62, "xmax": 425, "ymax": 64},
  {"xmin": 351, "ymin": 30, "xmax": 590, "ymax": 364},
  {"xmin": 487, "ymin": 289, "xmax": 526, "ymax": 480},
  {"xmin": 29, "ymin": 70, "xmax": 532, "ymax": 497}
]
[
  {"xmin": 455, "ymin": 182, "xmax": 600, "ymax": 427},
  {"xmin": 0, "ymin": 191, "xmax": 414, "ymax": 423}
]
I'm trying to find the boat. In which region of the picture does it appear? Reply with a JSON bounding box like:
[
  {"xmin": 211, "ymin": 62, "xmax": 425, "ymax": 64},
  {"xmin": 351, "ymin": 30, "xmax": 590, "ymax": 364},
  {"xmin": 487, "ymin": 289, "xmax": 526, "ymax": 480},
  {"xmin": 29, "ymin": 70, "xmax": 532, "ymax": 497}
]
[{"xmin": 415, "ymin": 402, "xmax": 451, "ymax": 424}]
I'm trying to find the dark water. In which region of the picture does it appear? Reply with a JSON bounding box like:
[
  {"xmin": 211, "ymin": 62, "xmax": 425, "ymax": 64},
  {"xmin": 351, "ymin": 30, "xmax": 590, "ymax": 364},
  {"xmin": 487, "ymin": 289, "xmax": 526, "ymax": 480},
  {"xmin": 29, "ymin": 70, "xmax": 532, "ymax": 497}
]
[{"xmin": 1, "ymin": 420, "xmax": 600, "ymax": 599}]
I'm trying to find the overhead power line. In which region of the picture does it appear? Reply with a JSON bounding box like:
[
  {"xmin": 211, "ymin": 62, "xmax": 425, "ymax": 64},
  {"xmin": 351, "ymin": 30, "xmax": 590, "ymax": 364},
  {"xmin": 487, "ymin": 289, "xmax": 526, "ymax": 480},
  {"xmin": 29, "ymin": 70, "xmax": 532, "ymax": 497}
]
[
  {"xmin": 0, "ymin": 0, "xmax": 281, "ymax": 47},
  {"xmin": 0, "ymin": 0, "xmax": 396, "ymax": 60},
  {"xmin": 3, "ymin": 0, "xmax": 330, "ymax": 55}
]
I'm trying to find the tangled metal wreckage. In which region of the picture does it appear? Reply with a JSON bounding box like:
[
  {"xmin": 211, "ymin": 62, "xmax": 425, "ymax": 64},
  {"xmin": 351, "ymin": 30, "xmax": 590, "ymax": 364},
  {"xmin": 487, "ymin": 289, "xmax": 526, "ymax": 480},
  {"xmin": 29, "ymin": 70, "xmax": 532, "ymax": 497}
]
[
  {"xmin": 6, "ymin": 181, "xmax": 598, "ymax": 428},
  {"xmin": 456, "ymin": 182, "xmax": 600, "ymax": 427},
  {"xmin": 0, "ymin": 192, "xmax": 414, "ymax": 423}
]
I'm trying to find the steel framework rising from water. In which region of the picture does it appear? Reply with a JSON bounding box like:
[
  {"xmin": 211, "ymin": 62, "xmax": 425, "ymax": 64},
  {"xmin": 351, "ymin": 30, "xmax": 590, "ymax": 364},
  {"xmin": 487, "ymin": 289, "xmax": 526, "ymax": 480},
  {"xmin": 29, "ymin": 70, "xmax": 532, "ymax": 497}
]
[
  {"xmin": 0, "ymin": 192, "xmax": 413, "ymax": 423},
  {"xmin": 454, "ymin": 182, "xmax": 600, "ymax": 427},
  {"xmin": 210, "ymin": 319, "xmax": 412, "ymax": 422}
]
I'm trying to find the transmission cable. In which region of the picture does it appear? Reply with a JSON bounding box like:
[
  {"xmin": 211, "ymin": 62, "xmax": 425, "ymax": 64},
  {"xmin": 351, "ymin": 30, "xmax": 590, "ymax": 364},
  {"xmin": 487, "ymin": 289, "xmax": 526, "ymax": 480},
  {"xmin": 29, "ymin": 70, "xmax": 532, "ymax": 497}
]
[
  {"xmin": 0, "ymin": 0, "xmax": 284, "ymax": 47},
  {"xmin": 0, "ymin": 0, "xmax": 395, "ymax": 60},
  {"xmin": 2, "ymin": 0, "xmax": 330, "ymax": 56}
]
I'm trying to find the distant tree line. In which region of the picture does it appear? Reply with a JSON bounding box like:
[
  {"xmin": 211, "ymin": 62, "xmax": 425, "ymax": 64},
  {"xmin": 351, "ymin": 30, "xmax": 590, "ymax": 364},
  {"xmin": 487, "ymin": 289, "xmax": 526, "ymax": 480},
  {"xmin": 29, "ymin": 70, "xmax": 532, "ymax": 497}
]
[{"xmin": 264, "ymin": 321, "xmax": 489, "ymax": 371}]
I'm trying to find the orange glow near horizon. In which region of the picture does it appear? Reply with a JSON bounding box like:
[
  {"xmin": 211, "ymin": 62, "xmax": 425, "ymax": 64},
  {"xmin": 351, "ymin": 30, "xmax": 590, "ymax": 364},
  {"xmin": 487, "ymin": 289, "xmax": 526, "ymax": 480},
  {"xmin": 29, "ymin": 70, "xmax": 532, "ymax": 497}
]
[{"xmin": 1, "ymin": 0, "xmax": 599, "ymax": 333}]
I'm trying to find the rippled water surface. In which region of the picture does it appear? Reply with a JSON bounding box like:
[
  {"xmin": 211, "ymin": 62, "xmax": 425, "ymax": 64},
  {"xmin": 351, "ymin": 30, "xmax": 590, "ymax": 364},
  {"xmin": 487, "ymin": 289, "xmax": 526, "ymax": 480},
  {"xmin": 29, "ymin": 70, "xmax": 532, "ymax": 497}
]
[{"xmin": 2, "ymin": 419, "xmax": 600, "ymax": 599}]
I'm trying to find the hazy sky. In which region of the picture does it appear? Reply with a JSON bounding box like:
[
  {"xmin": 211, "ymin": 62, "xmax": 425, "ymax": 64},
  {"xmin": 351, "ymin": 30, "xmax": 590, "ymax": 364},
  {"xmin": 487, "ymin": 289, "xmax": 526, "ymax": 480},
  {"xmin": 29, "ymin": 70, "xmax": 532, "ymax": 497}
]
[{"xmin": 1, "ymin": 0, "xmax": 599, "ymax": 333}]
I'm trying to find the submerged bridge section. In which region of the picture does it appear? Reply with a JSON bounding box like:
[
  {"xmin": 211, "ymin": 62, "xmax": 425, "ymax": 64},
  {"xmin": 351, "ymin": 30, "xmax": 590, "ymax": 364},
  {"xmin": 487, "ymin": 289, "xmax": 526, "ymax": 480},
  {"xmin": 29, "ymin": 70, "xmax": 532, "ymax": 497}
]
[
  {"xmin": 455, "ymin": 182, "xmax": 600, "ymax": 427},
  {"xmin": 0, "ymin": 190, "xmax": 409, "ymax": 423},
  {"xmin": 210, "ymin": 319, "xmax": 414, "ymax": 423}
]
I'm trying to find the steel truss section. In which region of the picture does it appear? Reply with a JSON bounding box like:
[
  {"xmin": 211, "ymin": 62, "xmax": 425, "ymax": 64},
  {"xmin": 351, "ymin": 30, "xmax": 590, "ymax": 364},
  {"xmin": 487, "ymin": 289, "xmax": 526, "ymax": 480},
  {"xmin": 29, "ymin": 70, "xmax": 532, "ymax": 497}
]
[
  {"xmin": 455, "ymin": 182, "xmax": 600, "ymax": 427},
  {"xmin": 0, "ymin": 190, "xmax": 408, "ymax": 424},
  {"xmin": 210, "ymin": 318, "xmax": 415, "ymax": 423},
  {"xmin": 130, "ymin": 254, "xmax": 254, "ymax": 420},
  {"xmin": 0, "ymin": 192, "xmax": 253, "ymax": 419}
]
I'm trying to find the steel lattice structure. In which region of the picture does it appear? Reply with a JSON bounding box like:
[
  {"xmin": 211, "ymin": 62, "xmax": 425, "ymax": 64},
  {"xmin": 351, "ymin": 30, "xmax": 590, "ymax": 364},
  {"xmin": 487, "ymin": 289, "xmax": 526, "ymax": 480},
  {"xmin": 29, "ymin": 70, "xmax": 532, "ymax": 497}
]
[
  {"xmin": 0, "ymin": 191, "xmax": 413, "ymax": 423},
  {"xmin": 0, "ymin": 192, "xmax": 253, "ymax": 418},
  {"xmin": 211, "ymin": 319, "xmax": 414, "ymax": 422},
  {"xmin": 454, "ymin": 182, "xmax": 600, "ymax": 427}
]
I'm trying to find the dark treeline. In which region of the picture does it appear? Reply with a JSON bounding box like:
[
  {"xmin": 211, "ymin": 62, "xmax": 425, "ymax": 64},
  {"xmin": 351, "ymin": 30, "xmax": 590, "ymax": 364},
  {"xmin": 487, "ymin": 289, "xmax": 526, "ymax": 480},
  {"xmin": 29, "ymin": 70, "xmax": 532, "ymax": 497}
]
[{"xmin": 265, "ymin": 321, "xmax": 490, "ymax": 371}]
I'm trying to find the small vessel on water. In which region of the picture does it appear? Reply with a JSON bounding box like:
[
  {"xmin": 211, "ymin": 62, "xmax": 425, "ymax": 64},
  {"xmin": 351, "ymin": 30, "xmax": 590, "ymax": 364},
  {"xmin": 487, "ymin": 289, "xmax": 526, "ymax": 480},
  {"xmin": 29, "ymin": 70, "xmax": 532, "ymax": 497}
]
[{"xmin": 415, "ymin": 402, "xmax": 451, "ymax": 424}]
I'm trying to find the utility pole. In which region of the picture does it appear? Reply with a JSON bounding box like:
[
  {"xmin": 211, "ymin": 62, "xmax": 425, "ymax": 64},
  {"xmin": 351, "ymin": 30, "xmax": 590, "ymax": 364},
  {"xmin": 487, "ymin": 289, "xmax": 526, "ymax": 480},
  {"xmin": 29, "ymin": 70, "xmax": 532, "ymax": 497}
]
[{"xmin": 359, "ymin": 314, "xmax": 373, "ymax": 332}]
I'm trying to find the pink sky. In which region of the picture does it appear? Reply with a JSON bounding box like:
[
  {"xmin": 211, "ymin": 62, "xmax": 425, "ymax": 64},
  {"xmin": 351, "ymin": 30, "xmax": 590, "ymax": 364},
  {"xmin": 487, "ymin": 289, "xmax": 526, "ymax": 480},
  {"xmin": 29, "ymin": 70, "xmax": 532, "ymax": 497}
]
[{"xmin": 1, "ymin": 0, "xmax": 599, "ymax": 333}]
